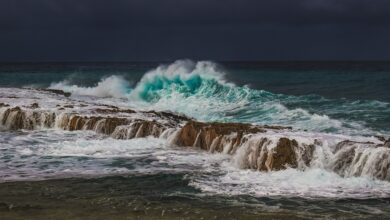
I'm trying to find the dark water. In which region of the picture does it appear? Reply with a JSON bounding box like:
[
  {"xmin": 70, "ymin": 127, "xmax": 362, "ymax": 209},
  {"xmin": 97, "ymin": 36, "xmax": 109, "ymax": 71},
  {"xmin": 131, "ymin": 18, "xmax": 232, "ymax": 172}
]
[
  {"xmin": 1, "ymin": 175, "xmax": 390, "ymax": 220},
  {"xmin": 1, "ymin": 61, "xmax": 390, "ymax": 101}
]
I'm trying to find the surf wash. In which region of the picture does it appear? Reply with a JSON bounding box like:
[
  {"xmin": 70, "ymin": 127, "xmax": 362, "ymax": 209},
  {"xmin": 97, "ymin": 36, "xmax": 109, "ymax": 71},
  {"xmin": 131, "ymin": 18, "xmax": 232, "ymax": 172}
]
[{"xmin": 1, "ymin": 91, "xmax": 389, "ymax": 182}]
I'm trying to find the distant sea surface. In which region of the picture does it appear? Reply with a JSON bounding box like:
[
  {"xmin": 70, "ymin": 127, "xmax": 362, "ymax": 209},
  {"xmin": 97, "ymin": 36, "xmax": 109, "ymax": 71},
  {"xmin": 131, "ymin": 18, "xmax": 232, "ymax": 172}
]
[{"xmin": 2, "ymin": 61, "xmax": 390, "ymax": 101}]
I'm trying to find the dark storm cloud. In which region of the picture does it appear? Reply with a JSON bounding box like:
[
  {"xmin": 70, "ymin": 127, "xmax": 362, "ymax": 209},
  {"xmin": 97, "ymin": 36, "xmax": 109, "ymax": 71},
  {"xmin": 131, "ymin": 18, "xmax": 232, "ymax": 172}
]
[
  {"xmin": 2, "ymin": 0, "xmax": 390, "ymax": 29},
  {"xmin": 1, "ymin": 0, "xmax": 390, "ymax": 61}
]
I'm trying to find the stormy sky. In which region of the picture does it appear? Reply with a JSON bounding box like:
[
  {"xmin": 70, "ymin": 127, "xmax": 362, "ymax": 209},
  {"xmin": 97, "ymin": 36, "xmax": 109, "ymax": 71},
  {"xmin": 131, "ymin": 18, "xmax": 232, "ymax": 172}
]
[{"xmin": 1, "ymin": 0, "xmax": 390, "ymax": 61}]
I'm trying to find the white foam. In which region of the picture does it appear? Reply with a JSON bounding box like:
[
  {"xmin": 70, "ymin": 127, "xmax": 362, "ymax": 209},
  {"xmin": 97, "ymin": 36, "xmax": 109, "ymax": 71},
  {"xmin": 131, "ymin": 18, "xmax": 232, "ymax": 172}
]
[
  {"xmin": 136, "ymin": 59, "xmax": 229, "ymax": 87},
  {"xmin": 37, "ymin": 60, "xmax": 385, "ymax": 136},
  {"xmin": 39, "ymin": 136, "xmax": 165, "ymax": 158},
  {"xmin": 2, "ymin": 128, "xmax": 390, "ymax": 199},
  {"xmin": 49, "ymin": 75, "xmax": 131, "ymax": 98},
  {"xmin": 190, "ymin": 165, "xmax": 390, "ymax": 199}
]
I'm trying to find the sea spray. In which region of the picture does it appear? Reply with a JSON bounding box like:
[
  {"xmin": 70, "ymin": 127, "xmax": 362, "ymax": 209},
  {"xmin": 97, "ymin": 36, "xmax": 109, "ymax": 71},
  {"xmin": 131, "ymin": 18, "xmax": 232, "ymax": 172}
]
[
  {"xmin": 50, "ymin": 75, "xmax": 132, "ymax": 98},
  {"xmin": 46, "ymin": 60, "xmax": 390, "ymax": 136}
]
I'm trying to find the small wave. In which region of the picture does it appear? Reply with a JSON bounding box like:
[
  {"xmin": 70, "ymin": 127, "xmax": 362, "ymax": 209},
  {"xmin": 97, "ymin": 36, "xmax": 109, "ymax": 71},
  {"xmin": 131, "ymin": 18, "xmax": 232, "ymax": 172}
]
[
  {"xmin": 190, "ymin": 167, "xmax": 390, "ymax": 199},
  {"xmin": 49, "ymin": 75, "xmax": 132, "ymax": 98}
]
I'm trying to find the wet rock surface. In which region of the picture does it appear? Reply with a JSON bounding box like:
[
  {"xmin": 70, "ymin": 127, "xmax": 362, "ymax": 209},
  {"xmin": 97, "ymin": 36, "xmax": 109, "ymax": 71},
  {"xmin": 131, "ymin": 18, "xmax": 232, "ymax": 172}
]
[
  {"xmin": 0, "ymin": 103, "xmax": 10, "ymax": 108},
  {"xmin": 384, "ymin": 139, "xmax": 390, "ymax": 148},
  {"xmin": 36, "ymin": 88, "xmax": 71, "ymax": 97},
  {"xmin": 29, "ymin": 103, "xmax": 39, "ymax": 109},
  {"xmin": 0, "ymin": 89, "xmax": 389, "ymax": 181},
  {"xmin": 1, "ymin": 107, "xmax": 25, "ymax": 130},
  {"xmin": 172, "ymin": 121, "xmax": 266, "ymax": 150}
]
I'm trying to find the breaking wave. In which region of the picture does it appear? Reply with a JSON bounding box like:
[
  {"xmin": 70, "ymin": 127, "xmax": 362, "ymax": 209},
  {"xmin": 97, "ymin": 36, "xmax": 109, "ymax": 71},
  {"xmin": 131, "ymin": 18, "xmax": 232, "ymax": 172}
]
[
  {"xmin": 48, "ymin": 60, "xmax": 389, "ymax": 136},
  {"xmin": 50, "ymin": 75, "xmax": 132, "ymax": 98}
]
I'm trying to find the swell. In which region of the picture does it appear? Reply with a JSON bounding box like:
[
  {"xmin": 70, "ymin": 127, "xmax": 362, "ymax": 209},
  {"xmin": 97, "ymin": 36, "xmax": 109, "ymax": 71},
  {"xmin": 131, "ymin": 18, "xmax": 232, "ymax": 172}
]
[
  {"xmin": 1, "ymin": 102, "xmax": 389, "ymax": 182},
  {"xmin": 47, "ymin": 60, "xmax": 390, "ymax": 136}
]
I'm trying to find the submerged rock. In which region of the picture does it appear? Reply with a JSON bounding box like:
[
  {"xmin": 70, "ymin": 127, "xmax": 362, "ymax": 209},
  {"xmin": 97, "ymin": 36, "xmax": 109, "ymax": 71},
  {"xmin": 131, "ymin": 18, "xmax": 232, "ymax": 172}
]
[
  {"xmin": 94, "ymin": 108, "xmax": 136, "ymax": 114},
  {"xmin": 385, "ymin": 139, "xmax": 390, "ymax": 148},
  {"xmin": 29, "ymin": 103, "xmax": 39, "ymax": 109},
  {"xmin": 375, "ymin": 135, "xmax": 386, "ymax": 142},
  {"xmin": 0, "ymin": 103, "xmax": 10, "ymax": 108},
  {"xmin": 37, "ymin": 88, "xmax": 71, "ymax": 97}
]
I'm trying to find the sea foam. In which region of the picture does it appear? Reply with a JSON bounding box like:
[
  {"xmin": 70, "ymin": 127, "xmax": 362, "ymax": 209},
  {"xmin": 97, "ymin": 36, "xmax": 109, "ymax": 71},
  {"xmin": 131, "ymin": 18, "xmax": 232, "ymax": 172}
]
[
  {"xmin": 45, "ymin": 60, "xmax": 388, "ymax": 136},
  {"xmin": 50, "ymin": 75, "xmax": 132, "ymax": 98}
]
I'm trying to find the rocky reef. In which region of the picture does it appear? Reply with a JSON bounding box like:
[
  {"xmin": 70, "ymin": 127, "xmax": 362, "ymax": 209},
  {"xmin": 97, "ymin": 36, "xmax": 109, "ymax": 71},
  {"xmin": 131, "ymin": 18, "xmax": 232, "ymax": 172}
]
[
  {"xmin": 0, "ymin": 88, "xmax": 389, "ymax": 182},
  {"xmin": 1, "ymin": 106, "xmax": 56, "ymax": 130}
]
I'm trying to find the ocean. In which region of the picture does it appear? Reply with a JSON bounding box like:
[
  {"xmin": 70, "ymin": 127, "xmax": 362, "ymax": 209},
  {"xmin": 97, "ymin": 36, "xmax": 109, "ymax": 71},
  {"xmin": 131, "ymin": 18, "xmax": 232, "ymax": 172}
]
[{"xmin": 0, "ymin": 60, "xmax": 390, "ymax": 219}]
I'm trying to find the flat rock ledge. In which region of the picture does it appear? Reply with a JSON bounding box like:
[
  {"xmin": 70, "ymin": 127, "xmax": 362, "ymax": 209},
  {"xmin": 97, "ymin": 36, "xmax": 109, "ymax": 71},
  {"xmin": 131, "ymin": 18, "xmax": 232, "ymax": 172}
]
[{"xmin": 1, "ymin": 98, "xmax": 389, "ymax": 181}]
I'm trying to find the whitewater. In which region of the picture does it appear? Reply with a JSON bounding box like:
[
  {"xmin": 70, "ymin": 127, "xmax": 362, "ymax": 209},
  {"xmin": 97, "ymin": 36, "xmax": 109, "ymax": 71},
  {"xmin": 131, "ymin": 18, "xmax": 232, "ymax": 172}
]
[
  {"xmin": 49, "ymin": 60, "xmax": 390, "ymax": 136},
  {"xmin": 1, "ymin": 60, "xmax": 390, "ymax": 219}
]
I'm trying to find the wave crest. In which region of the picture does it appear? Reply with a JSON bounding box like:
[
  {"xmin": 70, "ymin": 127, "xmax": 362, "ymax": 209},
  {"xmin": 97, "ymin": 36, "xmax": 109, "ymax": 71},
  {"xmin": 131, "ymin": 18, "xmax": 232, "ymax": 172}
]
[
  {"xmin": 47, "ymin": 60, "xmax": 383, "ymax": 136},
  {"xmin": 131, "ymin": 60, "xmax": 232, "ymax": 101}
]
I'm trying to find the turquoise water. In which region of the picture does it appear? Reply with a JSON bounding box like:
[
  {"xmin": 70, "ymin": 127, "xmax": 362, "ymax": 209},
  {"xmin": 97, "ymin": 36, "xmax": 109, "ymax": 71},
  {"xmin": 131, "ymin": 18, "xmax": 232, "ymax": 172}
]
[
  {"xmin": 129, "ymin": 62, "xmax": 390, "ymax": 136},
  {"xmin": 16, "ymin": 60, "xmax": 386, "ymax": 137},
  {"xmin": 2, "ymin": 61, "xmax": 390, "ymax": 100}
]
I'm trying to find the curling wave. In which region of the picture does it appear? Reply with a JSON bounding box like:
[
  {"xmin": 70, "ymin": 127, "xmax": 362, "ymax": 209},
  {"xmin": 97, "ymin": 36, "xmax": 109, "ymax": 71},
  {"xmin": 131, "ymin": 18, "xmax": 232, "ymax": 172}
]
[{"xmin": 48, "ymin": 60, "xmax": 390, "ymax": 136}]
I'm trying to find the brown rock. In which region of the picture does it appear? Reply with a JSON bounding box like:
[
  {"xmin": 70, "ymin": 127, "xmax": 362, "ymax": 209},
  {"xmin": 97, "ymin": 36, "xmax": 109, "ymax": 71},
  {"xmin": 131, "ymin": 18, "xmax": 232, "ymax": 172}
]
[
  {"xmin": 0, "ymin": 103, "xmax": 10, "ymax": 108},
  {"xmin": 265, "ymin": 138, "xmax": 298, "ymax": 171},
  {"xmin": 146, "ymin": 110, "xmax": 191, "ymax": 123},
  {"xmin": 30, "ymin": 103, "xmax": 39, "ymax": 109},
  {"xmin": 94, "ymin": 108, "xmax": 136, "ymax": 114},
  {"xmin": 334, "ymin": 140, "xmax": 375, "ymax": 153},
  {"xmin": 1, "ymin": 107, "xmax": 25, "ymax": 130},
  {"xmin": 176, "ymin": 121, "xmax": 201, "ymax": 147},
  {"xmin": 236, "ymin": 136, "xmax": 301, "ymax": 172},
  {"xmin": 38, "ymin": 89, "xmax": 71, "ymax": 97},
  {"xmin": 385, "ymin": 140, "xmax": 390, "ymax": 148},
  {"xmin": 98, "ymin": 104, "xmax": 119, "ymax": 109},
  {"xmin": 263, "ymin": 124, "xmax": 292, "ymax": 130},
  {"xmin": 173, "ymin": 121, "xmax": 272, "ymax": 153},
  {"xmin": 375, "ymin": 135, "xmax": 386, "ymax": 142},
  {"xmin": 62, "ymin": 115, "xmax": 131, "ymax": 135},
  {"xmin": 301, "ymin": 144, "xmax": 315, "ymax": 166}
]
